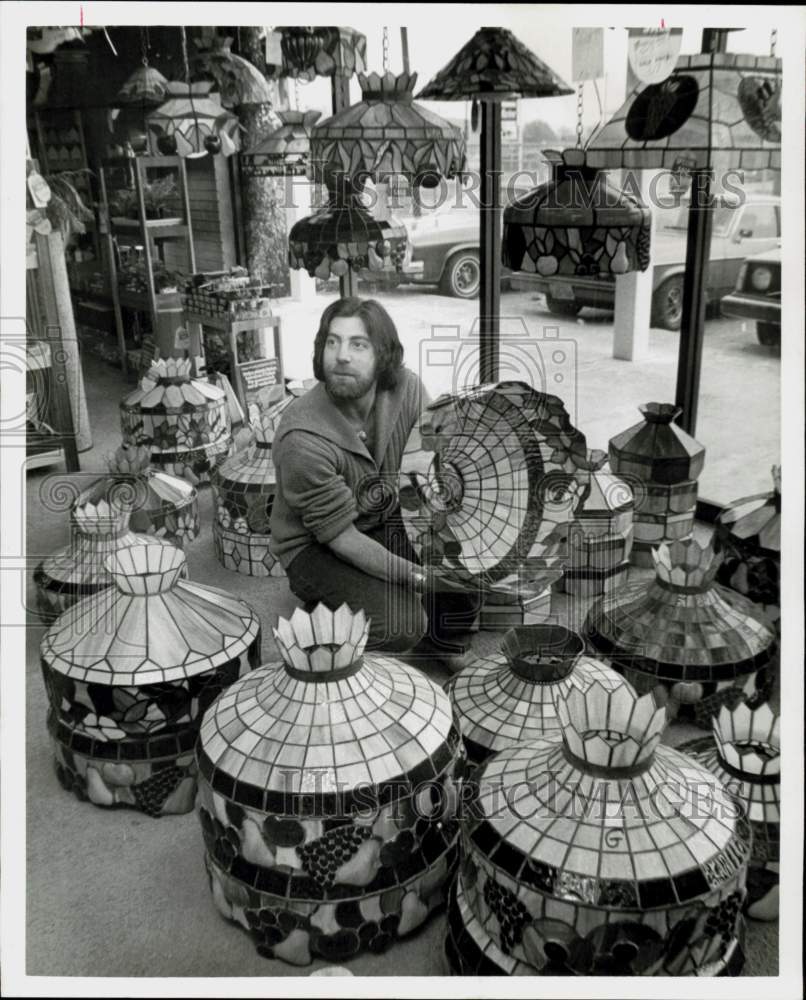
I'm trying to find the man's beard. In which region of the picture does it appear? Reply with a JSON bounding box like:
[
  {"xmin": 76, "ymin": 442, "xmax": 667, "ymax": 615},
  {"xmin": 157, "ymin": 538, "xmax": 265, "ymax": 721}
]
[{"xmin": 324, "ymin": 368, "xmax": 376, "ymax": 400}]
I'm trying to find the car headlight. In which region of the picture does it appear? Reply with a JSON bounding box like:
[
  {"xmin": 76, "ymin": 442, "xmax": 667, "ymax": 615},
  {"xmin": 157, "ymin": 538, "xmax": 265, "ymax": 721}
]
[{"xmin": 750, "ymin": 265, "xmax": 773, "ymax": 292}]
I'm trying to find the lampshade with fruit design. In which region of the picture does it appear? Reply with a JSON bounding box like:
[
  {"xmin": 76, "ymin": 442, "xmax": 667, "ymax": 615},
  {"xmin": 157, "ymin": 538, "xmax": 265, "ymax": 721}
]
[
  {"xmin": 447, "ymin": 679, "xmax": 752, "ymax": 976},
  {"xmin": 196, "ymin": 603, "xmax": 462, "ymax": 966},
  {"xmin": 40, "ymin": 542, "xmax": 261, "ymax": 817}
]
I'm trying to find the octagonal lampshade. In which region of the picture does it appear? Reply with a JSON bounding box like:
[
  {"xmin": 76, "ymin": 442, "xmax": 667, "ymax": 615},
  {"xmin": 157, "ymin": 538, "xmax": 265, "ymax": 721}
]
[
  {"xmin": 148, "ymin": 81, "xmax": 241, "ymax": 158},
  {"xmin": 586, "ymin": 53, "xmax": 781, "ymax": 173},
  {"xmin": 416, "ymin": 26, "xmax": 573, "ymax": 101},
  {"xmin": 503, "ymin": 148, "xmax": 652, "ymax": 279},
  {"xmin": 311, "ymin": 71, "xmax": 466, "ymax": 189},
  {"xmin": 241, "ymin": 110, "xmax": 322, "ymax": 178}
]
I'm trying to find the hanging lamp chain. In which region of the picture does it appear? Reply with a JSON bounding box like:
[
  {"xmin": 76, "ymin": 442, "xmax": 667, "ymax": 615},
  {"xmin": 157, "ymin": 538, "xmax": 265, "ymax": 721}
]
[
  {"xmin": 770, "ymin": 28, "xmax": 777, "ymax": 57},
  {"xmin": 383, "ymin": 26, "xmax": 390, "ymax": 72},
  {"xmin": 140, "ymin": 25, "xmax": 149, "ymax": 67},
  {"xmin": 576, "ymin": 82, "xmax": 584, "ymax": 149}
]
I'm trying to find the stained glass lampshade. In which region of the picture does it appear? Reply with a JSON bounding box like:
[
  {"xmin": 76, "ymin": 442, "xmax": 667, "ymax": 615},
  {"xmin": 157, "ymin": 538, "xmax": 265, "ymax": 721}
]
[
  {"xmin": 211, "ymin": 397, "xmax": 292, "ymax": 576},
  {"xmin": 241, "ymin": 110, "xmax": 322, "ymax": 178},
  {"xmin": 103, "ymin": 444, "xmax": 200, "ymax": 547},
  {"xmin": 310, "ymin": 71, "xmax": 466, "ymax": 190},
  {"xmin": 503, "ymin": 148, "xmax": 651, "ymax": 279},
  {"xmin": 416, "ymin": 27, "xmax": 573, "ymax": 101},
  {"xmin": 560, "ymin": 448, "xmax": 634, "ymax": 597},
  {"xmin": 33, "ymin": 480, "xmax": 164, "ymax": 623},
  {"xmin": 196, "ymin": 603, "xmax": 462, "ymax": 965},
  {"xmin": 148, "ymin": 81, "xmax": 241, "ymax": 158},
  {"xmin": 586, "ymin": 53, "xmax": 781, "ymax": 174},
  {"xmin": 288, "ymin": 192, "xmax": 408, "ymax": 280},
  {"xmin": 399, "ymin": 382, "xmax": 587, "ymax": 590},
  {"xmin": 446, "ymin": 624, "xmax": 622, "ymax": 767},
  {"xmin": 116, "ymin": 63, "xmax": 169, "ymax": 106},
  {"xmin": 449, "ymin": 680, "xmax": 752, "ymax": 976},
  {"xmin": 192, "ymin": 35, "xmax": 273, "ymax": 108},
  {"xmin": 680, "ymin": 698, "xmax": 780, "ymax": 921},
  {"xmin": 715, "ymin": 466, "xmax": 781, "ymax": 619},
  {"xmin": 119, "ymin": 359, "xmax": 232, "ymax": 485},
  {"xmin": 275, "ymin": 26, "xmax": 367, "ymax": 81},
  {"xmin": 40, "ymin": 542, "xmax": 261, "ymax": 816},
  {"xmin": 585, "ymin": 538, "xmax": 778, "ymax": 726},
  {"xmin": 609, "ymin": 402, "xmax": 705, "ymax": 485}
]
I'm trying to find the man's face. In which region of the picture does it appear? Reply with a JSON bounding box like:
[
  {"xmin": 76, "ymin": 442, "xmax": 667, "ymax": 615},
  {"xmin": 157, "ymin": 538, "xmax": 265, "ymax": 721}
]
[{"xmin": 322, "ymin": 316, "xmax": 378, "ymax": 400}]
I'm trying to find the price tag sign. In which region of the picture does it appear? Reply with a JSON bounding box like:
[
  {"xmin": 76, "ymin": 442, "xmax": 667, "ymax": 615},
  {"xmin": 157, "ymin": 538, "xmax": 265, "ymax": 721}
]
[{"xmin": 627, "ymin": 28, "xmax": 683, "ymax": 85}]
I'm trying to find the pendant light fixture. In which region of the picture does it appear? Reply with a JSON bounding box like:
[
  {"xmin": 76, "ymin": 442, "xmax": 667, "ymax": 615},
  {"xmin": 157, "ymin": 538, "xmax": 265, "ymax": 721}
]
[
  {"xmin": 148, "ymin": 28, "xmax": 241, "ymax": 158},
  {"xmin": 241, "ymin": 110, "xmax": 322, "ymax": 178}
]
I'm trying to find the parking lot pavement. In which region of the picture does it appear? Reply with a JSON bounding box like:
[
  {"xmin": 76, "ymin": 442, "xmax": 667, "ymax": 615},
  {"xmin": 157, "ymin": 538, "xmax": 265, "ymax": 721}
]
[{"xmin": 274, "ymin": 286, "xmax": 779, "ymax": 501}]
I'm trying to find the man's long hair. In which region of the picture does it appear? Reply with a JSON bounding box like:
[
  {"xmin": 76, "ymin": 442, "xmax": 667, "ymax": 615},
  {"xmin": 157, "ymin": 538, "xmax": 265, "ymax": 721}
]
[{"xmin": 312, "ymin": 297, "xmax": 404, "ymax": 391}]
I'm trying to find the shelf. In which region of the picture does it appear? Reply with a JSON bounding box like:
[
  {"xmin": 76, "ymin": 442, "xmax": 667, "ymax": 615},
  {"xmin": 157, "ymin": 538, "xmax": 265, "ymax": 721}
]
[
  {"xmin": 112, "ymin": 218, "xmax": 186, "ymax": 239},
  {"xmin": 118, "ymin": 288, "xmax": 183, "ymax": 312},
  {"xmin": 184, "ymin": 311, "xmax": 279, "ymax": 334}
]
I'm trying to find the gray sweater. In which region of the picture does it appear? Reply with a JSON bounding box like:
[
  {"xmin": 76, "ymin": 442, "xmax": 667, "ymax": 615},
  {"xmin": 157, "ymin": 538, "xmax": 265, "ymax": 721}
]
[{"xmin": 269, "ymin": 368, "xmax": 429, "ymax": 569}]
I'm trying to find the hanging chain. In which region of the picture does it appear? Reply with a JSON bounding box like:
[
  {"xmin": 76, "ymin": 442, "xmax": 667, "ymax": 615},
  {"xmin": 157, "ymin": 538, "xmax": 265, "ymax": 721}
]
[
  {"xmin": 140, "ymin": 26, "xmax": 148, "ymax": 66},
  {"xmin": 383, "ymin": 26, "xmax": 390, "ymax": 72},
  {"xmin": 770, "ymin": 28, "xmax": 777, "ymax": 57},
  {"xmin": 181, "ymin": 25, "xmax": 190, "ymax": 83},
  {"xmin": 576, "ymin": 83, "xmax": 584, "ymax": 148},
  {"xmin": 294, "ymin": 76, "xmax": 301, "ymax": 110}
]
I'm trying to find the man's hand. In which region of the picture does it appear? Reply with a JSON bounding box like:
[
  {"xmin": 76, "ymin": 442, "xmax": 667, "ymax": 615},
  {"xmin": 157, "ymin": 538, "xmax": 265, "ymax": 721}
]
[{"xmin": 327, "ymin": 524, "xmax": 418, "ymax": 586}]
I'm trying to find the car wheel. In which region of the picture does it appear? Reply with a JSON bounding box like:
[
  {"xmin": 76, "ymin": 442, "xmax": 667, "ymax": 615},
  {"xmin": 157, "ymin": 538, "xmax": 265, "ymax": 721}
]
[
  {"xmin": 756, "ymin": 322, "xmax": 781, "ymax": 349},
  {"xmin": 652, "ymin": 275, "xmax": 684, "ymax": 330},
  {"xmin": 440, "ymin": 250, "xmax": 480, "ymax": 298},
  {"xmin": 545, "ymin": 294, "xmax": 582, "ymax": 317}
]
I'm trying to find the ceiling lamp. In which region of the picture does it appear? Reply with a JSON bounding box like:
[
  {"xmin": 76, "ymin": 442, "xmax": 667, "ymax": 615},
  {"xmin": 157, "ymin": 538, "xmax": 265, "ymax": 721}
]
[
  {"xmin": 241, "ymin": 110, "xmax": 322, "ymax": 178},
  {"xmin": 192, "ymin": 35, "xmax": 273, "ymax": 108},
  {"xmin": 117, "ymin": 62, "xmax": 169, "ymax": 106},
  {"xmin": 310, "ymin": 71, "xmax": 466, "ymax": 190},
  {"xmin": 148, "ymin": 81, "xmax": 241, "ymax": 158},
  {"xmin": 503, "ymin": 148, "xmax": 651, "ymax": 279},
  {"xmin": 272, "ymin": 26, "xmax": 367, "ymax": 81},
  {"xmin": 288, "ymin": 181, "xmax": 408, "ymax": 280},
  {"xmin": 586, "ymin": 53, "xmax": 781, "ymax": 174}
]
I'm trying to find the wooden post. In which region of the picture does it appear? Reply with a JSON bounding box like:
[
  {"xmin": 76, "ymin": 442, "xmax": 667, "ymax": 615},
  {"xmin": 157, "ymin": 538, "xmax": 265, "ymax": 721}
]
[
  {"xmin": 479, "ymin": 100, "xmax": 502, "ymax": 384},
  {"xmin": 33, "ymin": 230, "xmax": 90, "ymax": 462}
]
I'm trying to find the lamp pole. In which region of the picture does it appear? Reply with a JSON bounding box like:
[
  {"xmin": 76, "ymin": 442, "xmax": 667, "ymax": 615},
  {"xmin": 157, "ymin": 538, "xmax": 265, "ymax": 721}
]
[{"xmin": 673, "ymin": 28, "xmax": 731, "ymax": 435}]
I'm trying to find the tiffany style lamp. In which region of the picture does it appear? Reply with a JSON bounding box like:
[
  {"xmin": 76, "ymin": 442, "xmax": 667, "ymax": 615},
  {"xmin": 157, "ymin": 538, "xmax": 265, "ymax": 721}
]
[
  {"xmin": 241, "ymin": 110, "xmax": 322, "ymax": 178},
  {"xmin": 40, "ymin": 542, "xmax": 261, "ymax": 816},
  {"xmin": 148, "ymin": 81, "xmax": 241, "ymax": 158},
  {"xmin": 33, "ymin": 478, "xmax": 163, "ymax": 622},
  {"xmin": 119, "ymin": 358, "xmax": 231, "ymax": 485},
  {"xmin": 399, "ymin": 381, "xmax": 587, "ymax": 591},
  {"xmin": 417, "ymin": 27, "xmax": 573, "ymax": 382},
  {"xmin": 560, "ymin": 449, "xmax": 634, "ymax": 598},
  {"xmin": 196, "ymin": 604, "xmax": 462, "ymax": 965},
  {"xmin": 681, "ymin": 697, "xmax": 780, "ymax": 921},
  {"xmin": 585, "ymin": 538, "xmax": 778, "ymax": 726},
  {"xmin": 446, "ymin": 624, "xmax": 622, "ymax": 767},
  {"xmin": 715, "ymin": 465, "xmax": 781, "ymax": 621},
  {"xmin": 446, "ymin": 679, "xmax": 751, "ymax": 976},
  {"xmin": 210, "ymin": 397, "xmax": 292, "ymax": 576}
]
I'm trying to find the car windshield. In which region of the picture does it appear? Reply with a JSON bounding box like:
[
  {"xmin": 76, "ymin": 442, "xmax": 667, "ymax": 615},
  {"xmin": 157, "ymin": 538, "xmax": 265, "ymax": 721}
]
[{"xmin": 660, "ymin": 203, "xmax": 738, "ymax": 236}]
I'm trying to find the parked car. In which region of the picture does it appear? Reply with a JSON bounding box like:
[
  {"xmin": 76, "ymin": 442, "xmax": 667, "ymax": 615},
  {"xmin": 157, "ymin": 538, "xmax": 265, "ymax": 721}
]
[
  {"xmin": 721, "ymin": 246, "xmax": 781, "ymax": 348},
  {"xmin": 509, "ymin": 193, "xmax": 781, "ymax": 330}
]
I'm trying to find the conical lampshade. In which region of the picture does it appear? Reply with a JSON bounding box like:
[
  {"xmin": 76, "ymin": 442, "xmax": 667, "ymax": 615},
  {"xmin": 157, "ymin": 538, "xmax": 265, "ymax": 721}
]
[
  {"xmin": 586, "ymin": 53, "xmax": 781, "ymax": 173},
  {"xmin": 311, "ymin": 71, "xmax": 466, "ymax": 189},
  {"xmin": 116, "ymin": 63, "xmax": 169, "ymax": 106},
  {"xmin": 585, "ymin": 538, "xmax": 778, "ymax": 725},
  {"xmin": 416, "ymin": 27, "xmax": 573, "ymax": 101},
  {"xmin": 192, "ymin": 35, "xmax": 273, "ymax": 108}
]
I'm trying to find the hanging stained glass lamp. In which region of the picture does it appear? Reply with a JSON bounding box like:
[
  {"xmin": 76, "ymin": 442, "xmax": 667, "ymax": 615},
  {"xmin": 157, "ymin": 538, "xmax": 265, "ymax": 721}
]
[
  {"xmin": 148, "ymin": 81, "xmax": 241, "ymax": 158},
  {"xmin": 310, "ymin": 71, "xmax": 466, "ymax": 190},
  {"xmin": 586, "ymin": 53, "xmax": 781, "ymax": 174},
  {"xmin": 275, "ymin": 26, "xmax": 367, "ymax": 81},
  {"xmin": 117, "ymin": 62, "xmax": 169, "ymax": 106},
  {"xmin": 241, "ymin": 110, "xmax": 322, "ymax": 178},
  {"xmin": 503, "ymin": 148, "xmax": 652, "ymax": 279}
]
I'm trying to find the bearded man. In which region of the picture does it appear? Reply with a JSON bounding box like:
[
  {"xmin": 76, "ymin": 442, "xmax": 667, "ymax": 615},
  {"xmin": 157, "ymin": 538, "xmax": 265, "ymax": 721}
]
[{"xmin": 269, "ymin": 297, "xmax": 481, "ymax": 670}]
